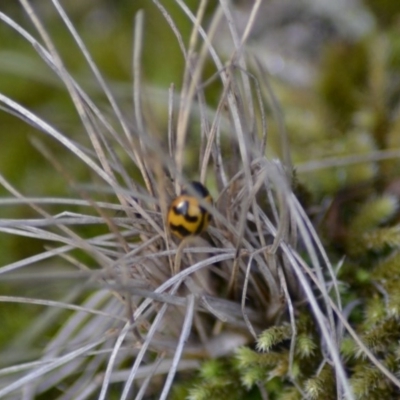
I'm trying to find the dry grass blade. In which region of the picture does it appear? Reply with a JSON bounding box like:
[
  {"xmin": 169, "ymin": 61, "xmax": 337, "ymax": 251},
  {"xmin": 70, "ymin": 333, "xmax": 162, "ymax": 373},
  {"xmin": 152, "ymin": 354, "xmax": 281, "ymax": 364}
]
[
  {"xmin": 159, "ymin": 293, "xmax": 195, "ymax": 400},
  {"xmin": 0, "ymin": 338, "xmax": 106, "ymax": 398}
]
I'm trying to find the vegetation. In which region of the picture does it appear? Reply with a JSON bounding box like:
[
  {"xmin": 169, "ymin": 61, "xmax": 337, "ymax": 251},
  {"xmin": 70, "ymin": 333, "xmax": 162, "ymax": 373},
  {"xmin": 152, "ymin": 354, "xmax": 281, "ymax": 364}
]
[{"xmin": 1, "ymin": 1, "xmax": 400, "ymax": 399}]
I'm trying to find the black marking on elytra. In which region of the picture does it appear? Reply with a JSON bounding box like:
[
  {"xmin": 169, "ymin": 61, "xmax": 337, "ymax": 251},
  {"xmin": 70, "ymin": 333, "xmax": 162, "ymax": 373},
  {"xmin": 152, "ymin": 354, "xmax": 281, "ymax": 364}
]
[
  {"xmin": 185, "ymin": 214, "xmax": 200, "ymax": 223},
  {"xmin": 172, "ymin": 201, "xmax": 188, "ymax": 215},
  {"xmin": 194, "ymin": 214, "xmax": 206, "ymax": 235},
  {"xmin": 170, "ymin": 223, "xmax": 192, "ymax": 237},
  {"xmin": 173, "ymin": 202, "xmax": 199, "ymax": 223}
]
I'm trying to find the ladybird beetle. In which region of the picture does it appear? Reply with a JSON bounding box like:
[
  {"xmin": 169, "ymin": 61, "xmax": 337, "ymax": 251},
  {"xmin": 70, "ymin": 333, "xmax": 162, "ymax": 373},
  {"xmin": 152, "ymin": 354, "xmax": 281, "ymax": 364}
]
[{"xmin": 167, "ymin": 181, "xmax": 212, "ymax": 239}]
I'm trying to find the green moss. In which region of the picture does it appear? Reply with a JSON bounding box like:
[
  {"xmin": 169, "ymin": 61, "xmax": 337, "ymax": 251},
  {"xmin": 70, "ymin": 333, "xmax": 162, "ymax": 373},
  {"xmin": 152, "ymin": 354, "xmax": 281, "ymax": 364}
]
[
  {"xmin": 365, "ymin": 0, "xmax": 400, "ymax": 26},
  {"xmin": 318, "ymin": 41, "xmax": 368, "ymax": 132}
]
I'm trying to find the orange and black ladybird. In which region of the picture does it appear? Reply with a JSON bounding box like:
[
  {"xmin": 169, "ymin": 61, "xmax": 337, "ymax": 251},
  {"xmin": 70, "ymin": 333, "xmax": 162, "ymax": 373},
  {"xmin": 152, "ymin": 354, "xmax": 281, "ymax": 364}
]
[{"xmin": 167, "ymin": 181, "xmax": 212, "ymax": 239}]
